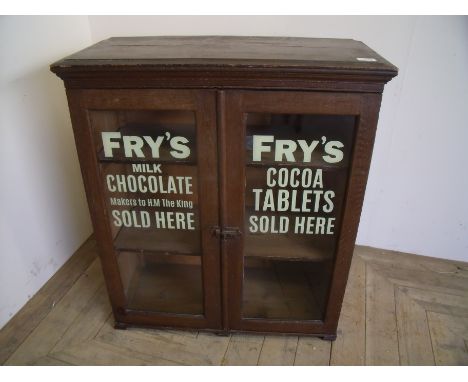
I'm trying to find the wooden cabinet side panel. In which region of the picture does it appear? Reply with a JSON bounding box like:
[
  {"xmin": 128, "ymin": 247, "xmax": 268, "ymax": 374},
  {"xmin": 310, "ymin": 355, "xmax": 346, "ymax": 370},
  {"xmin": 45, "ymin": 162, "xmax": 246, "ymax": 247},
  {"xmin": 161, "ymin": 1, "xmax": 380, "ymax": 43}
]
[
  {"xmin": 65, "ymin": 89, "xmax": 127, "ymax": 320},
  {"xmin": 323, "ymin": 93, "xmax": 383, "ymax": 332}
]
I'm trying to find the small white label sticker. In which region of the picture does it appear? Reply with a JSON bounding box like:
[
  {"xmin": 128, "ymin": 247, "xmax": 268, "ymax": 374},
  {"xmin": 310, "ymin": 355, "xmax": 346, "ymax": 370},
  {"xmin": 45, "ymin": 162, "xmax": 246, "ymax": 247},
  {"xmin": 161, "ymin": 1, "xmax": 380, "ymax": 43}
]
[{"xmin": 356, "ymin": 57, "xmax": 377, "ymax": 62}]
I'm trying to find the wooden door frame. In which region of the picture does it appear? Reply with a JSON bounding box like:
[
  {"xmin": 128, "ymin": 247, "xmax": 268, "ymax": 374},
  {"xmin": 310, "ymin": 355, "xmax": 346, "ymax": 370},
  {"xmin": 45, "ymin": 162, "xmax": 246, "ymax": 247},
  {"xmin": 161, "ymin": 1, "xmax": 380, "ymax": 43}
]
[
  {"xmin": 220, "ymin": 89, "xmax": 382, "ymax": 337},
  {"xmin": 66, "ymin": 89, "xmax": 222, "ymax": 330}
]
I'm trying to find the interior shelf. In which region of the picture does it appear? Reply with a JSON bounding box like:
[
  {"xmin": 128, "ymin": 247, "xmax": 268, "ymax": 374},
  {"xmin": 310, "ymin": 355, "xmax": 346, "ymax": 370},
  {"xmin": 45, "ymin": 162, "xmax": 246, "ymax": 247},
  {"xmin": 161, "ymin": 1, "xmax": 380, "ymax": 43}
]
[
  {"xmin": 114, "ymin": 227, "xmax": 200, "ymax": 256},
  {"xmin": 244, "ymin": 233, "xmax": 335, "ymax": 262},
  {"xmin": 242, "ymin": 258, "xmax": 331, "ymax": 320},
  {"xmin": 120, "ymin": 252, "xmax": 204, "ymax": 315}
]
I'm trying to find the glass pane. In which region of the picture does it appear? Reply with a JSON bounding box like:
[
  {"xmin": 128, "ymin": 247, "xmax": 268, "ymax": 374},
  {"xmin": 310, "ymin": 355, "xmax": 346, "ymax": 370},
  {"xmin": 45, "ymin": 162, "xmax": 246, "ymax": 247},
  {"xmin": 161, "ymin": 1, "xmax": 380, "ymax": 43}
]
[
  {"xmin": 243, "ymin": 258, "xmax": 332, "ymax": 320},
  {"xmin": 243, "ymin": 113, "xmax": 356, "ymax": 320},
  {"xmin": 89, "ymin": 110, "xmax": 203, "ymax": 315},
  {"xmin": 118, "ymin": 252, "xmax": 203, "ymax": 314}
]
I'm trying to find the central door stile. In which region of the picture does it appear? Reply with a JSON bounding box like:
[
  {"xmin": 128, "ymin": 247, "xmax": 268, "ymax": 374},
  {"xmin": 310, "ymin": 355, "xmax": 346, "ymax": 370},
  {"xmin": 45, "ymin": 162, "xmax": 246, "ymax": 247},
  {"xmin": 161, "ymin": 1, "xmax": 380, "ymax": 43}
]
[{"xmin": 218, "ymin": 91, "xmax": 246, "ymax": 331}]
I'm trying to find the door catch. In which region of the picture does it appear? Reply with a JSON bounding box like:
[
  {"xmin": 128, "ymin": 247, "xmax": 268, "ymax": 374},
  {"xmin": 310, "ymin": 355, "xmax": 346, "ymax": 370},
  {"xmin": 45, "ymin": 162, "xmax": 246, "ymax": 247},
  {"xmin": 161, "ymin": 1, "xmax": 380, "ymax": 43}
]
[{"xmin": 211, "ymin": 226, "xmax": 242, "ymax": 240}]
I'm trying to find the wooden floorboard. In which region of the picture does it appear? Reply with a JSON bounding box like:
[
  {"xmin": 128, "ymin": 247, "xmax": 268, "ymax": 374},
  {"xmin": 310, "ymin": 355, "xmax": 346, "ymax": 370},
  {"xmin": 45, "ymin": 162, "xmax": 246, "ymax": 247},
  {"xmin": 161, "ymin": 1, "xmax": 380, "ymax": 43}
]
[
  {"xmin": 257, "ymin": 335, "xmax": 298, "ymax": 366},
  {"xmin": 5, "ymin": 259, "xmax": 105, "ymax": 365},
  {"xmin": 365, "ymin": 264, "xmax": 399, "ymax": 365},
  {"xmin": 0, "ymin": 236, "xmax": 98, "ymax": 365},
  {"xmin": 395, "ymin": 286, "xmax": 435, "ymax": 365},
  {"xmin": 330, "ymin": 254, "xmax": 366, "ymax": 365},
  {"xmin": 294, "ymin": 336, "xmax": 331, "ymax": 365},
  {"xmin": 222, "ymin": 333, "xmax": 265, "ymax": 366},
  {"xmin": 427, "ymin": 311, "xmax": 468, "ymax": 365},
  {"xmin": 1, "ymin": 239, "xmax": 467, "ymax": 365}
]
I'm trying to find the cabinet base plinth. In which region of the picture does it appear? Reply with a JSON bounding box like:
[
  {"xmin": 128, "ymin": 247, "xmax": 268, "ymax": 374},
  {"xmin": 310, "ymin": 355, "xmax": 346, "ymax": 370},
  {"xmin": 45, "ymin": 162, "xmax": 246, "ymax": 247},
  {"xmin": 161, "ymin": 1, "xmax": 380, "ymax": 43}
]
[
  {"xmin": 114, "ymin": 321, "xmax": 128, "ymax": 330},
  {"xmin": 320, "ymin": 334, "xmax": 337, "ymax": 341},
  {"xmin": 214, "ymin": 330, "xmax": 230, "ymax": 337}
]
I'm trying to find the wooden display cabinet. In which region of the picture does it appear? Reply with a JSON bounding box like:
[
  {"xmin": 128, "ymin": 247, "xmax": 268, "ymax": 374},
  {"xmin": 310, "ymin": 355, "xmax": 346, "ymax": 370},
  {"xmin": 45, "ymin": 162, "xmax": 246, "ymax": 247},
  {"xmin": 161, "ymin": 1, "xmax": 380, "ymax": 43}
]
[{"xmin": 51, "ymin": 36, "xmax": 397, "ymax": 340}]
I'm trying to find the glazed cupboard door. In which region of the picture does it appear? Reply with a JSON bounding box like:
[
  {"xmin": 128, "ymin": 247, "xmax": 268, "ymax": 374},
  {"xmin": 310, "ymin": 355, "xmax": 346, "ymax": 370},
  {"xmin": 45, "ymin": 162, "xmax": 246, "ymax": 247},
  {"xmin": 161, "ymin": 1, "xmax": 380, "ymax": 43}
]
[
  {"xmin": 221, "ymin": 90, "xmax": 381, "ymax": 336},
  {"xmin": 66, "ymin": 89, "xmax": 222, "ymax": 330}
]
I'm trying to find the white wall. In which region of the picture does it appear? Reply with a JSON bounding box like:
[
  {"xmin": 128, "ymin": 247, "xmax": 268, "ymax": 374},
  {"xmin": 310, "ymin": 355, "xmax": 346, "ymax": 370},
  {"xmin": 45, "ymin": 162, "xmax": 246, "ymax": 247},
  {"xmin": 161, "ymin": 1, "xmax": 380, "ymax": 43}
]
[
  {"xmin": 0, "ymin": 16, "xmax": 93, "ymax": 329},
  {"xmin": 359, "ymin": 17, "xmax": 468, "ymax": 260},
  {"xmin": 87, "ymin": 15, "xmax": 468, "ymax": 261},
  {"xmin": 1, "ymin": 15, "xmax": 467, "ymax": 329}
]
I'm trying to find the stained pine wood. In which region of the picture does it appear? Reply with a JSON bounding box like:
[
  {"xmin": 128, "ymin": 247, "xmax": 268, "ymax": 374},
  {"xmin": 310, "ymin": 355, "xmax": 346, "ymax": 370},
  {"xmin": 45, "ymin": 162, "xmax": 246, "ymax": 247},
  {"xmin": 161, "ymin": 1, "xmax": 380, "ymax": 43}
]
[
  {"xmin": 50, "ymin": 36, "xmax": 397, "ymax": 92},
  {"xmin": 242, "ymin": 261, "xmax": 324, "ymax": 320},
  {"xmin": 124, "ymin": 261, "xmax": 203, "ymax": 314},
  {"xmin": 51, "ymin": 36, "xmax": 397, "ymax": 87},
  {"xmin": 114, "ymin": 228, "xmax": 200, "ymax": 255},
  {"xmin": 51, "ymin": 37, "xmax": 397, "ymax": 337},
  {"xmin": 65, "ymin": 88, "xmax": 223, "ymax": 331},
  {"xmin": 222, "ymin": 90, "xmax": 383, "ymax": 337},
  {"xmin": 245, "ymin": 233, "xmax": 332, "ymax": 261},
  {"xmin": 52, "ymin": 36, "xmax": 395, "ymax": 70},
  {"xmin": 2, "ymin": 240, "xmax": 468, "ymax": 365}
]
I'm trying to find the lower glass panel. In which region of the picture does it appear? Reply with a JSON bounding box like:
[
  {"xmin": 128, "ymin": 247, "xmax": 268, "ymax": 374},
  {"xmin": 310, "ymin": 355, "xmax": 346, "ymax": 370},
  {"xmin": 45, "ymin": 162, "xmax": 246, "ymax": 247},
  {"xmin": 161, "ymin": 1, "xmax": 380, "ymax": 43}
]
[
  {"xmin": 242, "ymin": 258, "xmax": 333, "ymax": 320},
  {"xmin": 118, "ymin": 252, "xmax": 203, "ymax": 315}
]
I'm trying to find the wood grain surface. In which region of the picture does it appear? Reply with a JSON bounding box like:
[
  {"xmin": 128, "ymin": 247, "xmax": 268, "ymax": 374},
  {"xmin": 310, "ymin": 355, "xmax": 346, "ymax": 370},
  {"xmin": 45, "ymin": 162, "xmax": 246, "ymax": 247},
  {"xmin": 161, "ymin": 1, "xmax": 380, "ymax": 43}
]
[{"xmin": 50, "ymin": 36, "xmax": 397, "ymax": 92}]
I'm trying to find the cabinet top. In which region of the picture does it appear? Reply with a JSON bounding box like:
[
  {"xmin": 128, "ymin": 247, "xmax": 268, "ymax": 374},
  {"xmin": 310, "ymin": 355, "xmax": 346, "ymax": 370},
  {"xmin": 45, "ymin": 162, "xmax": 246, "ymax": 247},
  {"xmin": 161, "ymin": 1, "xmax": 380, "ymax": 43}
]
[{"xmin": 51, "ymin": 36, "xmax": 398, "ymax": 91}]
